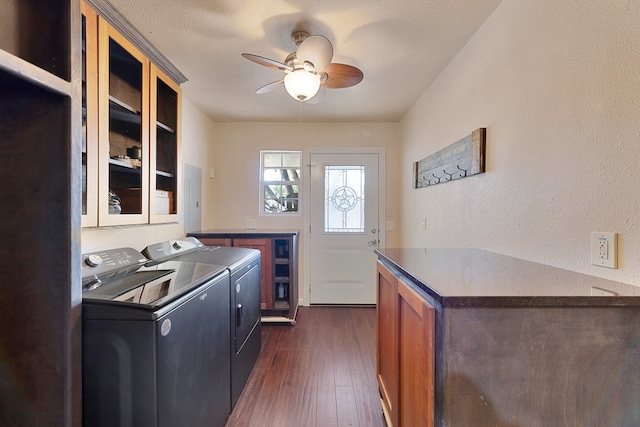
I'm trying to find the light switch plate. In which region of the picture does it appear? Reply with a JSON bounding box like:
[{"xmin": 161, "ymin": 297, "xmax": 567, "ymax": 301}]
[{"xmin": 591, "ymin": 232, "xmax": 618, "ymax": 269}]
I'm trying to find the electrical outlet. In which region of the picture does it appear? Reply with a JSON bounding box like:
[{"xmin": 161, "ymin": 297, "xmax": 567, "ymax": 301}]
[
  {"xmin": 591, "ymin": 232, "xmax": 618, "ymax": 269},
  {"xmin": 385, "ymin": 220, "xmax": 395, "ymax": 231},
  {"xmin": 421, "ymin": 217, "xmax": 427, "ymax": 230},
  {"xmin": 246, "ymin": 219, "xmax": 256, "ymax": 229}
]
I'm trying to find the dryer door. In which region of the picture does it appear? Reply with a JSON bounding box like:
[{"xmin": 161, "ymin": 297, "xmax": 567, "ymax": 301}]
[{"xmin": 234, "ymin": 261, "xmax": 261, "ymax": 353}]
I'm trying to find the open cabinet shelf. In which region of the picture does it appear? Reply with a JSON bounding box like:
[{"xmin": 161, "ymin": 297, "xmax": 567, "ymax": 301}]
[{"xmin": 0, "ymin": 0, "xmax": 82, "ymax": 425}]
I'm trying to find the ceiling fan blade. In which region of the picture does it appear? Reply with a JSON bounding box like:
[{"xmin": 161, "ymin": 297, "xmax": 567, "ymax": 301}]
[
  {"xmin": 256, "ymin": 80, "xmax": 283, "ymax": 94},
  {"xmin": 296, "ymin": 35, "xmax": 333, "ymax": 72},
  {"xmin": 241, "ymin": 53, "xmax": 291, "ymax": 72},
  {"xmin": 322, "ymin": 63, "xmax": 364, "ymax": 89}
]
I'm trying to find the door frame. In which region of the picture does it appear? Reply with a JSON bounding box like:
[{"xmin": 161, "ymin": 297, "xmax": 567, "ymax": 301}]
[{"xmin": 302, "ymin": 147, "xmax": 386, "ymax": 306}]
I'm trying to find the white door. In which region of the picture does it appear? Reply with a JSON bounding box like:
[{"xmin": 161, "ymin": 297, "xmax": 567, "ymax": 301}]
[{"xmin": 309, "ymin": 153, "xmax": 380, "ymax": 304}]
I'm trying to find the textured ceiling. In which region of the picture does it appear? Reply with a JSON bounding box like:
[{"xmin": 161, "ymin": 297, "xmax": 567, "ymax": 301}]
[{"xmin": 108, "ymin": 0, "xmax": 503, "ymax": 122}]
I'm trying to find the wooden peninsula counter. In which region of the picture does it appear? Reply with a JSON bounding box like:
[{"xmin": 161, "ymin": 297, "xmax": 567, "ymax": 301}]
[{"xmin": 375, "ymin": 248, "xmax": 640, "ymax": 427}]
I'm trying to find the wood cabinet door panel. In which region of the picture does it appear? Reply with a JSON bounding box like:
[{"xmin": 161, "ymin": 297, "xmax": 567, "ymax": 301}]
[
  {"xmin": 376, "ymin": 262, "xmax": 398, "ymax": 427},
  {"xmin": 234, "ymin": 238, "xmax": 273, "ymax": 310},
  {"xmin": 398, "ymin": 278, "xmax": 435, "ymax": 427},
  {"xmin": 149, "ymin": 63, "xmax": 181, "ymax": 223},
  {"xmin": 97, "ymin": 16, "xmax": 150, "ymax": 225}
]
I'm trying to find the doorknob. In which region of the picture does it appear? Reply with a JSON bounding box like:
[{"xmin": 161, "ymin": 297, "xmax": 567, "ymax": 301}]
[{"xmin": 368, "ymin": 239, "xmax": 378, "ymax": 247}]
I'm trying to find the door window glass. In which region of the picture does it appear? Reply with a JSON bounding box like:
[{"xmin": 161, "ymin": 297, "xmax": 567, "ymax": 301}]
[{"xmin": 324, "ymin": 165, "xmax": 365, "ymax": 233}]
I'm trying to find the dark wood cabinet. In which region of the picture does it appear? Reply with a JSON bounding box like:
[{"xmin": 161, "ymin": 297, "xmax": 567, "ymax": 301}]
[
  {"xmin": 191, "ymin": 230, "xmax": 299, "ymax": 323},
  {"xmin": 376, "ymin": 262, "xmax": 399, "ymax": 426},
  {"xmin": 397, "ymin": 277, "xmax": 434, "ymax": 427},
  {"xmin": 377, "ymin": 248, "xmax": 640, "ymax": 426},
  {"xmin": 377, "ymin": 262, "xmax": 434, "ymax": 427},
  {"xmin": 82, "ymin": 1, "xmax": 99, "ymax": 226},
  {"xmin": 0, "ymin": 1, "xmax": 82, "ymax": 425}
]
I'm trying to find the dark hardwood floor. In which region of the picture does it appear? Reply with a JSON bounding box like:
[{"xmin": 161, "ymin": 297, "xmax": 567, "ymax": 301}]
[{"xmin": 226, "ymin": 306, "xmax": 386, "ymax": 427}]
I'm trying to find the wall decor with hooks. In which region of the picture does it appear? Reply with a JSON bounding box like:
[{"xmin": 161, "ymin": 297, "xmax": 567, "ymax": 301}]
[{"xmin": 413, "ymin": 128, "xmax": 486, "ymax": 189}]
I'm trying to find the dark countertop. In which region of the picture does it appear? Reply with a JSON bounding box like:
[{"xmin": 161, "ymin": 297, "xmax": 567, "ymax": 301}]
[
  {"xmin": 188, "ymin": 229, "xmax": 299, "ymax": 238},
  {"xmin": 376, "ymin": 248, "xmax": 640, "ymax": 307}
]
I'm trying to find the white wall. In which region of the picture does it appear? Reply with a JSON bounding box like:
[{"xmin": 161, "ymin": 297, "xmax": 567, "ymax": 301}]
[
  {"xmin": 400, "ymin": 0, "xmax": 640, "ymax": 285},
  {"xmin": 81, "ymin": 97, "xmax": 217, "ymax": 252}
]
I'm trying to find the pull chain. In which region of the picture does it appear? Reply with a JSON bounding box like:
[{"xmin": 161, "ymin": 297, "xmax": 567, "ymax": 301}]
[{"xmin": 299, "ymin": 100, "xmax": 303, "ymax": 122}]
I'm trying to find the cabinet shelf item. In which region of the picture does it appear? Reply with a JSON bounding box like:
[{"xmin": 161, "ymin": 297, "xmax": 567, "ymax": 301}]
[
  {"xmin": 156, "ymin": 169, "xmax": 174, "ymax": 178},
  {"xmin": 108, "ymin": 94, "xmax": 139, "ymax": 114},
  {"xmin": 274, "ymin": 301, "xmax": 290, "ymax": 310},
  {"xmin": 109, "ymin": 157, "xmax": 140, "ymax": 170},
  {"xmin": 0, "ymin": 50, "xmax": 72, "ymax": 97},
  {"xmin": 156, "ymin": 120, "xmax": 175, "ymax": 134}
]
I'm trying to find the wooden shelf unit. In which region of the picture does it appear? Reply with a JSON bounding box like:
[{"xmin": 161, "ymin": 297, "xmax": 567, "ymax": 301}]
[
  {"xmin": 82, "ymin": 0, "xmax": 183, "ymax": 227},
  {"xmin": 0, "ymin": 0, "xmax": 82, "ymax": 425},
  {"xmin": 190, "ymin": 230, "xmax": 299, "ymax": 324}
]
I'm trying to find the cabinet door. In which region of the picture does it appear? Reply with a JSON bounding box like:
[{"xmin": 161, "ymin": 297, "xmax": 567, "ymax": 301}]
[
  {"xmin": 198, "ymin": 238, "xmax": 232, "ymax": 247},
  {"xmin": 149, "ymin": 64, "xmax": 181, "ymax": 223},
  {"xmin": 377, "ymin": 262, "xmax": 399, "ymax": 427},
  {"xmin": 81, "ymin": 1, "xmax": 98, "ymax": 227},
  {"xmin": 234, "ymin": 238, "xmax": 273, "ymax": 310},
  {"xmin": 398, "ymin": 278, "xmax": 435, "ymax": 427},
  {"xmin": 97, "ymin": 17, "xmax": 150, "ymax": 225}
]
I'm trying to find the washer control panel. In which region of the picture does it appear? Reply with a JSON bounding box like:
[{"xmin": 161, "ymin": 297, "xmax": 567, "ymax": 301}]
[{"xmin": 81, "ymin": 247, "xmax": 147, "ymax": 288}]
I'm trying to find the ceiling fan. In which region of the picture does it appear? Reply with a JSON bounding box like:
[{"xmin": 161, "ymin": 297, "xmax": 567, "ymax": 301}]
[{"xmin": 242, "ymin": 31, "xmax": 364, "ymax": 103}]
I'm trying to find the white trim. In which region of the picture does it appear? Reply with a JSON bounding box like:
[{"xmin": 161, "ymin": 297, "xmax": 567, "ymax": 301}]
[{"xmin": 302, "ymin": 147, "xmax": 386, "ymax": 306}]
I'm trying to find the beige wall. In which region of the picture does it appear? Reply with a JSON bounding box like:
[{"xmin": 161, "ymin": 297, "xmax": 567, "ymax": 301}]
[
  {"xmin": 81, "ymin": 97, "xmax": 217, "ymax": 252},
  {"xmin": 214, "ymin": 122, "xmax": 401, "ymax": 304},
  {"xmin": 400, "ymin": 0, "xmax": 640, "ymax": 285},
  {"xmin": 213, "ymin": 122, "xmax": 400, "ymax": 239}
]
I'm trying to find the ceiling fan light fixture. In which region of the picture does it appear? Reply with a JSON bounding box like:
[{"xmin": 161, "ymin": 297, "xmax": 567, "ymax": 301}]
[
  {"xmin": 296, "ymin": 35, "xmax": 333, "ymax": 72},
  {"xmin": 284, "ymin": 69, "xmax": 321, "ymax": 102}
]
